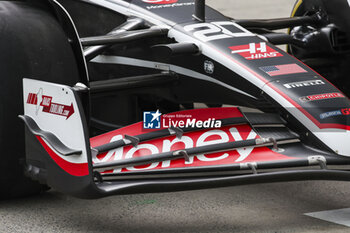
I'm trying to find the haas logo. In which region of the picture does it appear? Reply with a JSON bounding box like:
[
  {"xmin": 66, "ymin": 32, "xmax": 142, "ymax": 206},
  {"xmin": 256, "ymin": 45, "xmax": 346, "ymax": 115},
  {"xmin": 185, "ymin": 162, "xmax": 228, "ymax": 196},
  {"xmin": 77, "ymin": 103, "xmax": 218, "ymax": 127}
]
[
  {"xmin": 229, "ymin": 42, "xmax": 283, "ymax": 60},
  {"xmin": 142, "ymin": 0, "xmax": 178, "ymax": 4}
]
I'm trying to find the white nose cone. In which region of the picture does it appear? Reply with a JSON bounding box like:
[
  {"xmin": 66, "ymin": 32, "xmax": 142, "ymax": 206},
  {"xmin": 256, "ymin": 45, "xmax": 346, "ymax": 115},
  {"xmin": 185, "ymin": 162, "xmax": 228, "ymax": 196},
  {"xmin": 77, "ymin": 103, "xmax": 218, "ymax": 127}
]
[{"xmin": 314, "ymin": 130, "xmax": 350, "ymax": 156}]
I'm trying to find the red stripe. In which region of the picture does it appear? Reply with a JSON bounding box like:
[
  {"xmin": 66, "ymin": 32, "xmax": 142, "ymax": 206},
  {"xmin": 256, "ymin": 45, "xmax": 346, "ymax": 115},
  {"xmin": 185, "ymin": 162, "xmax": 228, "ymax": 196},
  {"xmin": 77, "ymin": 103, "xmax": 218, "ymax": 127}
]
[
  {"xmin": 34, "ymin": 94, "xmax": 37, "ymax": 105},
  {"xmin": 27, "ymin": 93, "xmax": 38, "ymax": 105},
  {"xmin": 36, "ymin": 136, "xmax": 89, "ymax": 177},
  {"xmin": 209, "ymin": 45, "xmax": 350, "ymax": 130},
  {"xmin": 27, "ymin": 93, "xmax": 32, "ymax": 104}
]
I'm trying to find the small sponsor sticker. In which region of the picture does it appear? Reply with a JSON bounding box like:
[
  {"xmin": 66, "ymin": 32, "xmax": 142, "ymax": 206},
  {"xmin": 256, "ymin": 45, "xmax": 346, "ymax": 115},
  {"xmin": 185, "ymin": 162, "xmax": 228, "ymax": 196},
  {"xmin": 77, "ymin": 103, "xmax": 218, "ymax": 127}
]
[
  {"xmin": 320, "ymin": 108, "xmax": 350, "ymax": 119},
  {"xmin": 26, "ymin": 91, "xmax": 74, "ymax": 119},
  {"xmin": 342, "ymin": 108, "xmax": 350, "ymax": 115},
  {"xmin": 145, "ymin": 2, "xmax": 194, "ymax": 10},
  {"xmin": 300, "ymin": 92, "xmax": 345, "ymax": 102},
  {"xmin": 260, "ymin": 64, "xmax": 307, "ymax": 76},
  {"xmin": 284, "ymin": 80, "xmax": 325, "ymax": 89},
  {"xmin": 320, "ymin": 110, "xmax": 342, "ymax": 119},
  {"xmin": 142, "ymin": 0, "xmax": 178, "ymax": 4},
  {"xmin": 204, "ymin": 60, "xmax": 215, "ymax": 74},
  {"xmin": 229, "ymin": 42, "xmax": 282, "ymax": 60},
  {"xmin": 143, "ymin": 110, "xmax": 162, "ymax": 129}
]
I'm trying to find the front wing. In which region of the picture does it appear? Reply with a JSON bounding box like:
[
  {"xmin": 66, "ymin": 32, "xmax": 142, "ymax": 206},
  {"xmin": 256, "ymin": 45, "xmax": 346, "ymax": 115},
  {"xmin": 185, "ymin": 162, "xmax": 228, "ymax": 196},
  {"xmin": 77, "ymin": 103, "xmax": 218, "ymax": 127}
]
[{"xmin": 20, "ymin": 79, "xmax": 350, "ymax": 199}]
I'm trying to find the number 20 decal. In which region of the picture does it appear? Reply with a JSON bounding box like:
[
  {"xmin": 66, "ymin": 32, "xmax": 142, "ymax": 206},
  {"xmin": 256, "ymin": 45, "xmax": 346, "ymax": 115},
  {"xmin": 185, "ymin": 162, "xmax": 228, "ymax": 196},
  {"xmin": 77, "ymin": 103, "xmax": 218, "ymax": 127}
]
[{"xmin": 184, "ymin": 21, "xmax": 254, "ymax": 42}]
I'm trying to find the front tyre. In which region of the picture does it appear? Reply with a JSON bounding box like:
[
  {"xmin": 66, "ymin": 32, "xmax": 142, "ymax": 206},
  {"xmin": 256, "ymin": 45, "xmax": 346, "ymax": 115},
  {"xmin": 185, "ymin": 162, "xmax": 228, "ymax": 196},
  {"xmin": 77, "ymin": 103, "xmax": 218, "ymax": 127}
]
[{"xmin": 0, "ymin": 1, "xmax": 81, "ymax": 199}]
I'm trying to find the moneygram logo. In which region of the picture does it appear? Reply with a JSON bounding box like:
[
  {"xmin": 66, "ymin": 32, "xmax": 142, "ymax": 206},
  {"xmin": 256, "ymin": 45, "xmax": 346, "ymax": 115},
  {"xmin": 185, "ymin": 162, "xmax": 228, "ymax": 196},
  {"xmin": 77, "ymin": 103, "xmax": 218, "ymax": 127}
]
[
  {"xmin": 143, "ymin": 110, "xmax": 222, "ymax": 129},
  {"xmin": 142, "ymin": 0, "xmax": 178, "ymax": 4}
]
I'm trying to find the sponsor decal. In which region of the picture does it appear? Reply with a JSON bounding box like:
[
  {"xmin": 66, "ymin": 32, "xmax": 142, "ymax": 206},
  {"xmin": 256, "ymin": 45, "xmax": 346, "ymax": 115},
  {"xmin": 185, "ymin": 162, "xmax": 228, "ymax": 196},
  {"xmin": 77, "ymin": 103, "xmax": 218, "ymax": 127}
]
[
  {"xmin": 320, "ymin": 108, "xmax": 350, "ymax": 119},
  {"xmin": 143, "ymin": 110, "xmax": 222, "ymax": 129},
  {"xmin": 284, "ymin": 80, "xmax": 325, "ymax": 89},
  {"xmin": 143, "ymin": 110, "xmax": 162, "ymax": 129},
  {"xmin": 91, "ymin": 108, "xmax": 294, "ymax": 174},
  {"xmin": 229, "ymin": 42, "xmax": 283, "ymax": 60},
  {"xmin": 143, "ymin": 1, "xmax": 194, "ymax": 10},
  {"xmin": 320, "ymin": 110, "xmax": 342, "ymax": 119},
  {"xmin": 342, "ymin": 108, "xmax": 350, "ymax": 115},
  {"xmin": 204, "ymin": 60, "xmax": 215, "ymax": 74},
  {"xmin": 26, "ymin": 90, "xmax": 74, "ymax": 119},
  {"xmin": 93, "ymin": 126, "xmax": 290, "ymax": 174},
  {"xmin": 26, "ymin": 93, "xmax": 39, "ymax": 105},
  {"xmin": 142, "ymin": 0, "xmax": 178, "ymax": 4},
  {"xmin": 260, "ymin": 64, "xmax": 307, "ymax": 76},
  {"xmin": 300, "ymin": 92, "xmax": 345, "ymax": 102}
]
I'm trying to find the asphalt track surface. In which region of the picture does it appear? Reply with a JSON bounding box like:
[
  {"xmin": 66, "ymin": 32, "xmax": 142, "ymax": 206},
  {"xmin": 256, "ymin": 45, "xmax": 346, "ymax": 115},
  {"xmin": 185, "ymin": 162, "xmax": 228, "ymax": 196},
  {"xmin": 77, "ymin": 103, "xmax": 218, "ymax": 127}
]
[{"xmin": 3, "ymin": 0, "xmax": 350, "ymax": 233}]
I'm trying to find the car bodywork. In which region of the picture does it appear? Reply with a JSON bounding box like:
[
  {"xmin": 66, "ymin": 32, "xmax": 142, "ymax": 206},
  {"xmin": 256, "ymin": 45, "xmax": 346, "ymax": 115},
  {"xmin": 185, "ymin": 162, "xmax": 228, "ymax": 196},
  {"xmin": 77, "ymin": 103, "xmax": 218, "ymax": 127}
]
[{"xmin": 17, "ymin": 0, "xmax": 350, "ymax": 198}]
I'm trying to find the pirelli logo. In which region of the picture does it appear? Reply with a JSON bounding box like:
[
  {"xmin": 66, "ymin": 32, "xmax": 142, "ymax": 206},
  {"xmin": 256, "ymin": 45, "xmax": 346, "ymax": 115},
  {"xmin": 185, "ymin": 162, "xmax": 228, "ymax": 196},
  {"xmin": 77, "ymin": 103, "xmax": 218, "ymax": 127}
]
[{"xmin": 284, "ymin": 80, "xmax": 325, "ymax": 89}]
